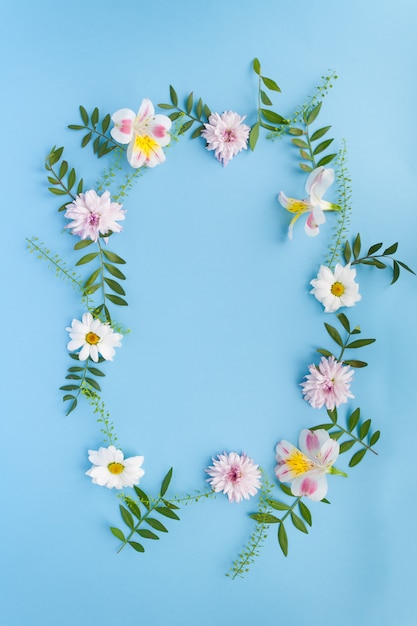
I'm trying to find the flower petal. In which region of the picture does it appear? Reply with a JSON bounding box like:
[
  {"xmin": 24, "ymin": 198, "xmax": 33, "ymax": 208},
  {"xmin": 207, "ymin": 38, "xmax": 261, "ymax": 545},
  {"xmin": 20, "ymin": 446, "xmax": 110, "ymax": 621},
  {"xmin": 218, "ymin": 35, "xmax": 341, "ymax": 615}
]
[{"xmin": 110, "ymin": 108, "xmax": 136, "ymax": 144}]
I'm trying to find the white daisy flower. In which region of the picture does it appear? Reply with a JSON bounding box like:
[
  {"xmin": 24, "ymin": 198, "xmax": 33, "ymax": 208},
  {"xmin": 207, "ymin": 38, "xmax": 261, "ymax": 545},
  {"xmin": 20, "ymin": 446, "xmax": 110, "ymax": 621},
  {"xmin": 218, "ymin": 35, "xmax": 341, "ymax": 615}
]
[
  {"xmin": 66, "ymin": 312, "xmax": 123, "ymax": 362},
  {"xmin": 310, "ymin": 263, "xmax": 361, "ymax": 313},
  {"xmin": 86, "ymin": 445, "xmax": 145, "ymax": 489}
]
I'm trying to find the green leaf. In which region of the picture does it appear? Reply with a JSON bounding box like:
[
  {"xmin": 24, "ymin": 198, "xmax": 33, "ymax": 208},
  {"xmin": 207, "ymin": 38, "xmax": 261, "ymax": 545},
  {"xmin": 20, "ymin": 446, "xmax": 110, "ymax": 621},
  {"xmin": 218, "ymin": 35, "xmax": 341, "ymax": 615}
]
[
  {"xmin": 337, "ymin": 312, "xmax": 350, "ymax": 333},
  {"xmin": 278, "ymin": 523, "xmax": 288, "ymax": 556},
  {"xmin": 383, "ymin": 242, "xmax": 398, "ymax": 255},
  {"xmin": 191, "ymin": 125, "xmax": 205, "ymax": 139},
  {"xmin": 106, "ymin": 293, "xmax": 128, "ymax": 306},
  {"xmin": 68, "ymin": 366, "xmax": 83, "ymax": 372},
  {"xmin": 120, "ymin": 505, "xmax": 134, "ymax": 529},
  {"xmin": 339, "ymin": 439, "xmax": 356, "ymax": 454},
  {"xmin": 185, "ymin": 92, "xmax": 193, "ymax": 115},
  {"xmin": 291, "ymin": 512, "xmax": 308, "ymax": 534},
  {"xmin": 397, "ymin": 260, "xmax": 416, "ymax": 275},
  {"xmin": 203, "ymin": 104, "xmax": 211, "ymax": 118},
  {"xmin": 102, "ymin": 250, "xmax": 126, "ymax": 264},
  {"xmin": 129, "ymin": 541, "xmax": 145, "ymax": 552},
  {"xmin": 110, "ymin": 526, "xmax": 125, "ymax": 542},
  {"xmin": 158, "ymin": 103, "xmax": 174, "ymax": 110},
  {"xmin": 310, "ymin": 423, "xmax": 333, "ymax": 431},
  {"xmin": 349, "ymin": 448, "xmax": 367, "ymax": 467},
  {"xmin": 359, "ymin": 419, "xmax": 371, "ymax": 439},
  {"xmin": 91, "ymin": 107, "xmax": 99, "ymax": 127},
  {"xmin": 345, "ymin": 338, "xmax": 376, "ymax": 349},
  {"xmin": 300, "ymin": 163, "xmax": 313, "ymax": 172},
  {"xmin": 249, "ymin": 513, "xmax": 280, "ymax": 524},
  {"xmin": 298, "ymin": 501, "xmax": 312, "ymax": 526},
  {"xmin": 367, "ymin": 242, "xmax": 383, "ymax": 256},
  {"xmin": 291, "ymin": 138, "xmax": 309, "ymax": 149},
  {"xmin": 81, "ymin": 132, "xmax": 92, "ymax": 148},
  {"xmin": 65, "ymin": 398, "xmax": 78, "ymax": 415},
  {"xmin": 288, "ymin": 127, "xmax": 304, "ymax": 136},
  {"xmin": 348, "ymin": 408, "xmax": 360, "ymax": 431},
  {"xmin": 59, "ymin": 160, "xmax": 68, "ymax": 178},
  {"xmin": 155, "ymin": 506, "xmax": 180, "ymax": 520},
  {"xmin": 253, "ymin": 57, "xmax": 261, "ymax": 75},
  {"xmin": 249, "ymin": 123, "xmax": 260, "ymax": 151},
  {"xmin": 260, "ymin": 108, "xmax": 287, "ymax": 125},
  {"xmin": 137, "ymin": 528, "xmax": 159, "ymax": 540},
  {"xmin": 195, "ymin": 97, "xmax": 203, "ymax": 119},
  {"xmin": 316, "ymin": 153, "xmax": 337, "ymax": 167},
  {"xmin": 126, "ymin": 500, "xmax": 141, "ymax": 519},
  {"xmin": 146, "ymin": 517, "xmax": 168, "ymax": 533},
  {"xmin": 84, "ymin": 268, "xmax": 101, "ymax": 288},
  {"xmin": 279, "ymin": 483, "xmax": 293, "ymax": 496},
  {"xmin": 85, "ymin": 378, "xmax": 101, "ymax": 392},
  {"xmin": 343, "ymin": 359, "xmax": 368, "ymax": 368},
  {"xmin": 134, "ymin": 487, "xmax": 150, "ymax": 509},
  {"xmin": 162, "ymin": 499, "xmax": 180, "ymax": 510},
  {"xmin": 75, "ymin": 252, "xmax": 98, "ymax": 266},
  {"xmin": 261, "ymin": 76, "xmax": 281, "ymax": 92},
  {"xmin": 179, "ymin": 120, "xmax": 194, "ymax": 134},
  {"xmin": 316, "ymin": 348, "xmax": 334, "ymax": 358},
  {"xmin": 102, "ymin": 114, "xmax": 110, "ymax": 133},
  {"xmin": 329, "ymin": 430, "xmax": 344, "ymax": 441},
  {"xmin": 104, "ymin": 263, "xmax": 126, "ymax": 280},
  {"xmin": 372, "ymin": 259, "xmax": 387, "ymax": 269},
  {"xmin": 305, "ymin": 101, "xmax": 322, "ymax": 125},
  {"xmin": 67, "ymin": 169, "xmax": 76, "ymax": 190},
  {"xmin": 104, "ymin": 277, "xmax": 126, "ymax": 295},
  {"xmin": 267, "ymin": 499, "xmax": 290, "ymax": 511},
  {"xmin": 68, "ymin": 124, "xmax": 85, "ymax": 131},
  {"xmin": 344, "ymin": 240, "xmax": 352, "ymax": 264},
  {"xmin": 324, "ymin": 323, "xmax": 343, "ymax": 347},
  {"xmin": 313, "ymin": 138, "xmax": 334, "ymax": 155},
  {"xmin": 327, "ymin": 408, "xmax": 338, "ymax": 424},
  {"xmin": 48, "ymin": 187, "xmax": 67, "ymax": 196},
  {"xmin": 353, "ymin": 233, "xmax": 361, "ymax": 259},
  {"xmin": 169, "ymin": 85, "xmax": 178, "ymax": 107},
  {"xmin": 260, "ymin": 90, "xmax": 273, "ymax": 105},
  {"xmin": 87, "ymin": 366, "xmax": 105, "ymax": 377},
  {"xmin": 391, "ymin": 260, "xmax": 400, "ymax": 284},
  {"xmin": 60, "ymin": 384, "xmax": 79, "ymax": 391},
  {"xmin": 300, "ymin": 149, "xmax": 313, "ymax": 161},
  {"xmin": 169, "ymin": 111, "xmax": 183, "ymax": 121},
  {"xmin": 369, "ymin": 430, "xmax": 380, "ymax": 446},
  {"xmin": 310, "ymin": 126, "xmax": 331, "ymax": 141},
  {"xmin": 160, "ymin": 467, "xmax": 173, "ymax": 497},
  {"xmin": 79, "ymin": 105, "xmax": 89, "ymax": 125},
  {"xmin": 62, "ymin": 394, "xmax": 75, "ymax": 402}
]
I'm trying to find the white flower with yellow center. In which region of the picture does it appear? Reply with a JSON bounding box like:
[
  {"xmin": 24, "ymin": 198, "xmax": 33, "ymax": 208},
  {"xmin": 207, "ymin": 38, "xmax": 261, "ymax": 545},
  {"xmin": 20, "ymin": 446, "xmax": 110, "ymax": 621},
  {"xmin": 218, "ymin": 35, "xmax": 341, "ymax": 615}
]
[
  {"xmin": 310, "ymin": 263, "xmax": 361, "ymax": 313},
  {"xmin": 110, "ymin": 98, "xmax": 171, "ymax": 169},
  {"xmin": 66, "ymin": 312, "xmax": 123, "ymax": 362},
  {"xmin": 86, "ymin": 445, "xmax": 145, "ymax": 489},
  {"xmin": 275, "ymin": 429, "xmax": 345, "ymax": 501}
]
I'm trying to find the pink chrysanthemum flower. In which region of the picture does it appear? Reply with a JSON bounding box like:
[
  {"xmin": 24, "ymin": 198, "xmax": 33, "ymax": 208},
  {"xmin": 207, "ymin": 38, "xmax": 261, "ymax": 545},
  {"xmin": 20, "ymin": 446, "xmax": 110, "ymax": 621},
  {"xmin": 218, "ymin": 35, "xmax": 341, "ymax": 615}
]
[
  {"xmin": 300, "ymin": 355, "xmax": 354, "ymax": 410},
  {"xmin": 205, "ymin": 452, "xmax": 261, "ymax": 503},
  {"xmin": 65, "ymin": 189, "xmax": 125, "ymax": 242},
  {"xmin": 201, "ymin": 111, "xmax": 250, "ymax": 166}
]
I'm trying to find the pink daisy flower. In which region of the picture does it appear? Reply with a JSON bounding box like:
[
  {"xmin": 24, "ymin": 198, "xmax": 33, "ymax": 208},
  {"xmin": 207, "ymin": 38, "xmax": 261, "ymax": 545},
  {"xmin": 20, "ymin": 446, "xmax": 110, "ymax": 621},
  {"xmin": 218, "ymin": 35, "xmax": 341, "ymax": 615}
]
[
  {"xmin": 300, "ymin": 355, "xmax": 354, "ymax": 410},
  {"xmin": 65, "ymin": 189, "xmax": 125, "ymax": 242},
  {"xmin": 205, "ymin": 452, "xmax": 261, "ymax": 503},
  {"xmin": 201, "ymin": 111, "xmax": 250, "ymax": 166}
]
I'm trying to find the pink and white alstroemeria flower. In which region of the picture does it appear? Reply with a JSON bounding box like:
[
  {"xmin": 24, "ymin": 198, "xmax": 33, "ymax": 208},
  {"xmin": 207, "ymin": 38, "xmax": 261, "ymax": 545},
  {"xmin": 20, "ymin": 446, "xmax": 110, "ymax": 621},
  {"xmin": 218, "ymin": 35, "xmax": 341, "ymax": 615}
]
[
  {"xmin": 278, "ymin": 167, "xmax": 339, "ymax": 239},
  {"xmin": 275, "ymin": 429, "xmax": 346, "ymax": 501},
  {"xmin": 110, "ymin": 99, "xmax": 171, "ymax": 169}
]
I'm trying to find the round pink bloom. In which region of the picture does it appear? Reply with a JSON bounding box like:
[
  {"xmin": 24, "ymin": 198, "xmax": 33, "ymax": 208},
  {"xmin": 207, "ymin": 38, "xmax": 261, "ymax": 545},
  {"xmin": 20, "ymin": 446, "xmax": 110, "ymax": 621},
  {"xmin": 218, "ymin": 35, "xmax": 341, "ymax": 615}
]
[
  {"xmin": 300, "ymin": 355, "xmax": 354, "ymax": 410},
  {"xmin": 275, "ymin": 429, "xmax": 341, "ymax": 501},
  {"xmin": 201, "ymin": 111, "xmax": 250, "ymax": 166},
  {"xmin": 205, "ymin": 452, "xmax": 261, "ymax": 503},
  {"xmin": 65, "ymin": 190, "xmax": 125, "ymax": 242}
]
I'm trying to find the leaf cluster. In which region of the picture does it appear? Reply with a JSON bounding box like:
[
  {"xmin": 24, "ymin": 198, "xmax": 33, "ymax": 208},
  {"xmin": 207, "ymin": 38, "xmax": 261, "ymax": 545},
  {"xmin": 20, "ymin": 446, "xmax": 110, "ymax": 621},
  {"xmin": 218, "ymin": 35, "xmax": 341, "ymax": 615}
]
[
  {"xmin": 45, "ymin": 146, "xmax": 83, "ymax": 211},
  {"xmin": 250, "ymin": 58, "xmax": 287, "ymax": 150},
  {"xmin": 60, "ymin": 354, "xmax": 106, "ymax": 415},
  {"xmin": 344, "ymin": 234, "xmax": 415, "ymax": 284},
  {"xmin": 250, "ymin": 484, "xmax": 315, "ymax": 557},
  {"xmin": 312, "ymin": 407, "xmax": 380, "ymax": 467},
  {"xmin": 69, "ymin": 106, "xmax": 118, "ymax": 158},
  {"xmin": 158, "ymin": 86, "xmax": 212, "ymax": 137},
  {"xmin": 287, "ymin": 101, "xmax": 337, "ymax": 172},
  {"xmin": 317, "ymin": 312, "xmax": 375, "ymax": 368},
  {"xmin": 111, "ymin": 468, "xmax": 180, "ymax": 553}
]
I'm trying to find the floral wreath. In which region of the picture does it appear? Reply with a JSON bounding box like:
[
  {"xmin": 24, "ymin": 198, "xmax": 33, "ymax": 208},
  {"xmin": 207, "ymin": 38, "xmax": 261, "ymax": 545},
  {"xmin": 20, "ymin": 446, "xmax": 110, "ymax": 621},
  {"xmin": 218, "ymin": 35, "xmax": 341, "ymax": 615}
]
[{"xmin": 29, "ymin": 59, "xmax": 414, "ymax": 578}]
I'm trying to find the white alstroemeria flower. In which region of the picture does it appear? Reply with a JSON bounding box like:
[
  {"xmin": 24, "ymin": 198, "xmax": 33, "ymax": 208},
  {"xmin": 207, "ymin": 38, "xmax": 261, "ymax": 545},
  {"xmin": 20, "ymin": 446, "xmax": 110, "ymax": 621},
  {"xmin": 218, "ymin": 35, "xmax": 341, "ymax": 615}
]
[
  {"xmin": 66, "ymin": 312, "xmax": 123, "ymax": 362},
  {"xmin": 275, "ymin": 429, "xmax": 345, "ymax": 501},
  {"xmin": 110, "ymin": 99, "xmax": 171, "ymax": 169},
  {"xmin": 278, "ymin": 167, "xmax": 339, "ymax": 239},
  {"xmin": 310, "ymin": 263, "xmax": 361, "ymax": 313},
  {"xmin": 86, "ymin": 445, "xmax": 145, "ymax": 489}
]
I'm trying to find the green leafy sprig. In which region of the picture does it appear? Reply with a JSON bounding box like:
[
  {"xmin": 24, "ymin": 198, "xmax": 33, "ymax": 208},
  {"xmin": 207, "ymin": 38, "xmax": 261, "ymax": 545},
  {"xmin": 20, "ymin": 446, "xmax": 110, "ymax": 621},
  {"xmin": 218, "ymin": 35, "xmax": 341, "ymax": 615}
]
[
  {"xmin": 312, "ymin": 407, "xmax": 379, "ymax": 468},
  {"xmin": 317, "ymin": 312, "xmax": 375, "ymax": 369},
  {"xmin": 68, "ymin": 106, "xmax": 119, "ymax": 158},
  {"xmin": 228, "ymin": 472, "xmax": 274, "ymax": 579},
  {"xmin": 250, "ymin": 483, "xmax": 321, "ymax": 557},
  {"xmin": 60, "ymin": 354, "xmax": 106, "ymax": 415},
  {"xmin": 325, "ymin": 141, "xmax": 352, "ymax": 269},
  {"xmin": 82, "ymin": 388, "xmax": 118, "ymax": 446},
  {"xmin": 158, "ymin": 86, "xmax": 212, "ymax": 137},
  {"xmin": 288, "ymin": 100, "xmax": 337, "ymax": 172},
  {"xmin": 111, "ymin": 468, "xmax": 181, "ymax": 553},
  {"xmin": 344, "ymin": 234, "xmax": 415, "ymax": 284},
  {"xmin": 45, "ymin": 146, "xmax": 84, "ymax": 212},
  {"xmin": 250, "ymin": 57, "xmax": 287, "ymax": 150}
]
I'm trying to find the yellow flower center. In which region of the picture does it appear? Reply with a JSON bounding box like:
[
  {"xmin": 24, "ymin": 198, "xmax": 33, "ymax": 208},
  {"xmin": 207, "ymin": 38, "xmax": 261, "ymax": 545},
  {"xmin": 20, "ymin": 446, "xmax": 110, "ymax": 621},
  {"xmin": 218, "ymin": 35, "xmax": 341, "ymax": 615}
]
[
  {"xmin": 134, "ymin": 134, "xmax": 159, "ymax": 159},
  {"xmin": 86, "ymin": 331, "xmax": 100, "ymax": 345},
  {"xmin": 108, "ymin": 462, "xmax": 124, "ymax": 475},
  {"xmin": 286, "ymin": 450, "xmax": 312, "ymax": 476},
  {"xmin": 331, "ymin": 281, "xmax": 345, "ymax": 297},
  {"xmin": 286, "ymin": 199, "xmax": 309, "ymax": 214}
]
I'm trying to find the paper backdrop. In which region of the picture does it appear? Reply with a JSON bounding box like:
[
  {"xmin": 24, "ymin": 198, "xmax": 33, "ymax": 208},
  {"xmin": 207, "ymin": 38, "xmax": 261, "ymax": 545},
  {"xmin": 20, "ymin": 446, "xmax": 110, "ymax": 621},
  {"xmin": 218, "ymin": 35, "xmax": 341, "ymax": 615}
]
[{"xmin": 2, "ymin": 1, "xmax": 417, "ymax": 625}]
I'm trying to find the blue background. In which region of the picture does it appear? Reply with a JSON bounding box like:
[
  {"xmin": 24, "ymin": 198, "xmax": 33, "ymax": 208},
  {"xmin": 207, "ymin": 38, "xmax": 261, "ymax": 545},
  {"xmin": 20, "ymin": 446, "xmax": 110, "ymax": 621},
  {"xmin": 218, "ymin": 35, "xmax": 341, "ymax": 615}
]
[{"xmin": 2, "ymin": 1, "xmax": 417, "ymax": 624}]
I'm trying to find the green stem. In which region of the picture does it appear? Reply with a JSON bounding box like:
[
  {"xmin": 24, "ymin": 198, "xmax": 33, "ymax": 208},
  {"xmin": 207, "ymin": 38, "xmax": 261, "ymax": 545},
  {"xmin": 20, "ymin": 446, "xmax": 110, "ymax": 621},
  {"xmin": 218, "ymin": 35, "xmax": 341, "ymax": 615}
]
[
  {"xmin": 86, "ymin": 125, "xmax": 124, "ymax": 151},
  {"xmin": 280, "ymin": 497, "xmax": 302, "ymax": 524}
]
